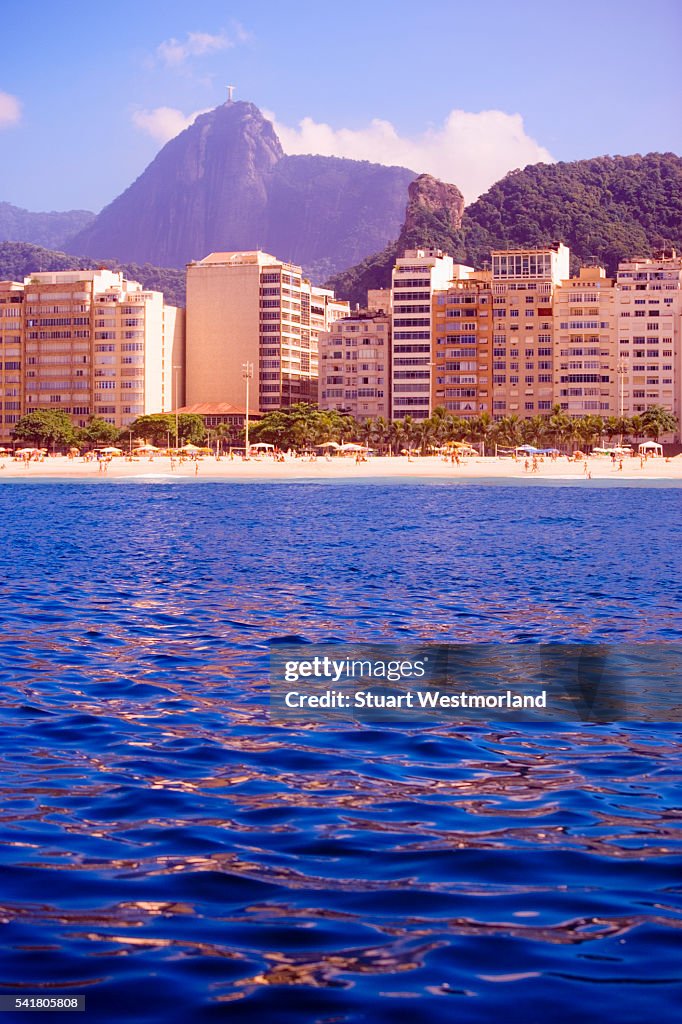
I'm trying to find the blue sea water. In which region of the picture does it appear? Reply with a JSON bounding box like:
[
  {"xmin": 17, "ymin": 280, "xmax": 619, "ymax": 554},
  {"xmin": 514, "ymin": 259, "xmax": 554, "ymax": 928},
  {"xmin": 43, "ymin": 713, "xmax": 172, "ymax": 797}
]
[{"xmin": 0, "ymin": 481, "xmax": 680, "ymax": 1023}]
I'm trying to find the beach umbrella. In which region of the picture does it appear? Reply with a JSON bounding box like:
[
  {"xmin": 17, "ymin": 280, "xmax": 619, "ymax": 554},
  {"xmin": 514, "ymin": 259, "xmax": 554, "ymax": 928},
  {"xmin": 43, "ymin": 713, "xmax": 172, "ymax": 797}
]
[
  {"xmin": 16, "ymin": 447, "xmax": 39, "ymax": 455},
  {"xmin": 98, "ymin": 446, "xmax": 123, "ymax": 455},
  {"xmin": 317, "ymin": 441, "xmax": 340, "ymax": 449},
  {"xmin": 133, "ymin": 444, "xmax": 160, "ymax": 453},
  {"xmin": 340, "ymin": 443, "xmax": 367, "ymax": 452},
  {"xmin": 251, "ymin": 442, "xmax": 274, "ymax": 449},
  {"xmin": 179, "ymin": 443, "xmax": 201, "ymax": 453}
]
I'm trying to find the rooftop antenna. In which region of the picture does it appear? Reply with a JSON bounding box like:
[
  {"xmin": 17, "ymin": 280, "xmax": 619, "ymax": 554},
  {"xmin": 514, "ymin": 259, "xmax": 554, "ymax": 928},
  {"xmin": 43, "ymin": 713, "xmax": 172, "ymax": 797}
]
[{"xmin": 226, "ymin": 85, "xmax": 236, "ymax": 103}]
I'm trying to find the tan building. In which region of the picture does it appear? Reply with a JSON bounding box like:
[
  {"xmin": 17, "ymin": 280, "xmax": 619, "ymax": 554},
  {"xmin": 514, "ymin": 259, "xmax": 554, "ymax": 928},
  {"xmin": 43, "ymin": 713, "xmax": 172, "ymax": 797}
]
[
  {"xmin": 186, "ymin": 250, "xmax": 348, "ymax": 413},
  {"xmin": 16, "ymin": 270, "xmax": 184, "ymax": 436},
  {"xmin": 552, "ymin": 266, "xmax": 617, "ymax": 417},
  {"xmin": 367, "ymin": 288, "xmax": 392, "ymax": 314},
  {"xmin": 432, "ymin": 271, "xmax": 493, "ymax": 419},
  {"xmin": 0, "ymin": 281, "xmax": 24, "ymax": 443},
  {"xmin": 490, "ymin": 244, "xmax": 570, "ymax": 418},
  {"xmin": 391, "ymin": 249, "xmax": 457, "ymax": 421},
  {"xmin": 615, "ymin": 252, "xmax": 682, "ymax": 437},
  {"xmin": 319, "ymin": 310, "xmax": 391, "ymax": 421}
]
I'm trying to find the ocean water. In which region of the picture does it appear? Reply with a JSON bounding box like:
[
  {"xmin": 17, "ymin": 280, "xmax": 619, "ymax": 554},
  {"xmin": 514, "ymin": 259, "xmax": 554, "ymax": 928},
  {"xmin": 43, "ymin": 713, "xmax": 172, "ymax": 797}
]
[{"xmin": 0, "ymin": 481, "xmax": 680, "ymax": 1023}]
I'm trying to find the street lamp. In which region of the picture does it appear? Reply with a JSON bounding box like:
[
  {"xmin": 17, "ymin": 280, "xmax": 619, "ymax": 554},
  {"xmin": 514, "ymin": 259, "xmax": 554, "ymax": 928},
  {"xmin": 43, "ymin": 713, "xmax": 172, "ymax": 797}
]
[
  {"xmin": 242, "ymin": 361, "xmax": 253, "ymax": 458},
  {"xmin": 173, "ymin": 364, "xmax": 182, "ymax": 448}
]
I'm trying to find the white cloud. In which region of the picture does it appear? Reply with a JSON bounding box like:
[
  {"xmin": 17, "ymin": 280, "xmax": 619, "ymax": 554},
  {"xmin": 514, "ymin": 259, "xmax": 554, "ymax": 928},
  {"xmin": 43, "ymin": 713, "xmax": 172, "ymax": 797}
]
[
  {"xmin": 156, "ymin": 30, "xmax": 234, "ymax": 67},
  {"xmin": 0, "ymin": 91, "xmax": 21, "ymax": 128},
  {"xmin": 265, "ymin": 108, "xmax": 554, "ymax": 203},
  {"xmin": 132, "ymin": 106, "xmax": 210, "ymax": 144}
]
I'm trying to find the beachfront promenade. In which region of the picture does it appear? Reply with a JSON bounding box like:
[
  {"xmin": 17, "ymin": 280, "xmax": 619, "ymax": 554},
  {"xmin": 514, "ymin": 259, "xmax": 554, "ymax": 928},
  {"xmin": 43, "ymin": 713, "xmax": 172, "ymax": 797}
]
[{"xmin": 2, "ymin": 453, "xmax": 680, "ymax": 482}]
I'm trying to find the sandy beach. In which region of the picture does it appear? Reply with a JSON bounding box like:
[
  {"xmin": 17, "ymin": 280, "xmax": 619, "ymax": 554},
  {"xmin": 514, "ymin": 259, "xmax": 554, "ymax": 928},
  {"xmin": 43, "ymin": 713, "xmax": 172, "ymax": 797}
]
[{"xmin": 2, "ymin": 453, "xmax": 681, "ymax": 483}]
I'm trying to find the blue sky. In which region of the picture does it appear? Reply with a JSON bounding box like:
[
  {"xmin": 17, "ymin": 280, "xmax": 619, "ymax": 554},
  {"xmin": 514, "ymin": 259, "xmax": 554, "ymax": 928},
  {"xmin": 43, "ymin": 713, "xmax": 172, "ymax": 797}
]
[{"xmin": 1, "ymin": 0, "xmax": 679, "ymax": 213}]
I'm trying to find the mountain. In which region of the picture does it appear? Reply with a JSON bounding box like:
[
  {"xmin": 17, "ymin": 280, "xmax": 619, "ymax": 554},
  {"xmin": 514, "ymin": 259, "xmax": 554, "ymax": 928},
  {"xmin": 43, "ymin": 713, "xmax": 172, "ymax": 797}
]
[
  {"xmin": 328, "ymin": 152, "xmax": 682, "ymax": 306},
  {"xmin": 460, "ymin": 153, "xmax": 682, "ymax": 271},
  {"xmin": 67, "ymin": 101, "xmax": 416, "ymax": 278},
  {"xmin": 327, "ymin": 173, "xmax": 466, "ymax": 306},
  {"xmin": 0, "ymin": 202, "xmax": 94, "ymax": 252},
  {"xmin": 0, "ymin": 242, "xmax": 186, "ymax": 307}
]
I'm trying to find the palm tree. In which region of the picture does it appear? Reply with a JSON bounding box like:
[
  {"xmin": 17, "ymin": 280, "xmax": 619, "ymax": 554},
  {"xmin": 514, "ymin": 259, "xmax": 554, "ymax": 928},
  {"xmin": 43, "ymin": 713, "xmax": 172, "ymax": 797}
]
[
  {"xmin": 577, "ymin": 415, "xmax": 604, "ymax": 452},
  {"xmin": 467, "ymin": 413, "xmax": 493, "ymax": 454},
  {"xmin": 627, "ymin": 415, "xmax": 644, "ymax": 446},
  {"xmin": 215, "ymin": 421, "xmax": 241, "ymax": 452},
  {"xmin": 359, "ymin": 417, "xmax": 374, "ymax": 448},
  {"xmin": 641, "ymin": 405, "xmax": 678, "ymax": 443},
  {"xmin": 370, "ymin": 416, "xmax": 389, "ymax": 454},
  {"xmin": 548, "ymin": 405, "xmax": 572, "ymax": 452},
  {"xmin": 428, "ymin": 407, "xmax": 451, "ymax": 448},
  {"xmin": 520, "ymin": 415, "xmax": 548, "ymax": 448},
  {"xmin": 418, "ymin": 419, "xmax": 435, "ymax": 455},
  {"xmin": 603, "ymin": 416, "xmax": 621, "ymax": 446},
  {"xmin": 388, "ymin": 419, "xmax": 405, "ymax": 456},
  {"xmin": 492, "ymin": 415, "xmax": 522, "ymax": 449},
  {"xmin": 402, "ymin": 415, "xmax": 417, "ymax": 452}
]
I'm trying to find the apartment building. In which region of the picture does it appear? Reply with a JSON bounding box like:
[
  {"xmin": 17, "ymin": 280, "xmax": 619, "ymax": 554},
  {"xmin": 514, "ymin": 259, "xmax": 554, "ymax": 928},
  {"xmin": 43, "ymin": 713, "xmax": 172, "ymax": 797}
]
[
  {"xmin": 489, "ymin": 244, "xmax": 570, "ymax": 418},
  {"xmin": 432, "ymin": 271, "xmax": 493, "ymax": 419},
  {"xmin": 553, "ymin": 266, "xmax": 617, "ymax": 417},
  {"xmin": 0, "ymin": 282, "xmax": 24, "ymax": 443},
  {"xmin": 1, "ymin": 270, "xmax": 184, "ymax": 442},
  {"xmin": 318, "ymin": 310, "xmax": 391, "ymax": 420},
  {"xmin": 391, "ymin": 249, "xmax": 455, "ymax": 421},
  {"xmin": 186, "ymin": 250, "xmax": 348, "ymax": 413},
  {"xmin": 615, "ymin": 252, "xmax": 682, "ymax": 434}
]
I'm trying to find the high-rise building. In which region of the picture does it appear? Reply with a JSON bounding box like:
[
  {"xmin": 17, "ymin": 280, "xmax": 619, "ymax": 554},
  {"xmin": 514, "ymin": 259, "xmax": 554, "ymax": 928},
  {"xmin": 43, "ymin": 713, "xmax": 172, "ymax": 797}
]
[
  {"xmin": 186, "ymin": 251, "xmax": 348, "ymax": 413},
  {"xmin": 4, "ymin": 269, "xmax": 184, "ymax": 442},
  {"xmin": 432, "ymin": 271, "xmax": 493, "ymax": 419},
  {"xmin": 553, "ymin": 266, "xmax": 617, "ymax": 417},
  {"xmin": 318, "ymin": 310, "xmax": 391, "ymax": 420},
  {"xmin": 0, "ymin": 282, "xmax": 24, "ymax": 443},
  {"xmin": 490, "ymin": 244, "xmax": 570, "ymax": 419},
  {"xmin": 391, "ymin": 249, "xmax": 456, "ymax": 421},
  {"xmin": 615, "ymin": 252, "xmax": 682, "ymax": 436}
]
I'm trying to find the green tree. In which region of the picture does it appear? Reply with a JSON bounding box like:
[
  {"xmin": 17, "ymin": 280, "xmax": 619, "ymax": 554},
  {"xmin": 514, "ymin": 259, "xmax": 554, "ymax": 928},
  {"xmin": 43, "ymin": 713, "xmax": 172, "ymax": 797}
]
[
  {"xmin": 125, "ymin": 412, "xmax": 206, "ymax": 446},
  {"xmin": 576, "ymin": 414, "xmax": 604, "ymax": 451},
  {"xmin": 77, "ymin": 417, "xmax": 120, "ymax": 447},
  {"xmin": 627, "ymin": 415, "xmax": 644, "ymax": 444},
  {"xmin": 492, "ymin": 415, "xmax": 522, "ymax": 448},
  {"xmin": 603, "ymin": 416, "xmax": 622, "ymax": 445},
  {"xmin": 12, "ymin": 409, "xmax": 76, "ymax": 449},
  {"xmin": 248, "ymin": 404, "xmax": 359, "ymax": 450},
  {"xmin": 548, "ymin": 405, "xmax": 572, "ymax": 450},
  {"xmin": 640, "ymin": 405, "xmax": 677, "ymax": 442},
  {"xmin": 215, "ymin": 421, "xmax": 243, "ymax": 450},
  {"xmin": 177, "ymin": 414, "xmax": 206, "ymax": 445},
  {"xmin": 520, "ymin": 415, "xmax": 549, "ymax": 448},
  {"xmin": 370, "ymin": 416, "xmax": 390, "ymax": 453},
  {"xmin": 466, "ymin": 413, "xmax": 493, "ymax": 453},
  {"xmin": 388, "ymin": 419, "xmax": 406, "ymax": 455}
]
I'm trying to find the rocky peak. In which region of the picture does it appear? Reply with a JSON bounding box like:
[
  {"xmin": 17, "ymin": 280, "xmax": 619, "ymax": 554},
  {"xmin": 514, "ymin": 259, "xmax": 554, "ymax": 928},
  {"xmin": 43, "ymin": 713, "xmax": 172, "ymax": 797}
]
[{"xmin": 399, "ymin": 174, "xmax": 465, "ymax": 249}]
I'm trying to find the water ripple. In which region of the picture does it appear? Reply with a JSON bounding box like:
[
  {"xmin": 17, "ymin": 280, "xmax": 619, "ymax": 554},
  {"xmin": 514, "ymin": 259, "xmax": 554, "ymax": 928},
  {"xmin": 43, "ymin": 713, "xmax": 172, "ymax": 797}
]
[{"xmin": 0, "ymin": 482, "xmax": 680, "ymax": 1022}]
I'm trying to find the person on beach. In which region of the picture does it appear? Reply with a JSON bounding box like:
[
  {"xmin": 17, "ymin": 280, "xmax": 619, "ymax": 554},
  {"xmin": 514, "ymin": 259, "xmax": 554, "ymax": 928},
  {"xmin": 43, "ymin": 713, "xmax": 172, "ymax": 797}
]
[{"xmin": 524, "ymin": 458, "xmax": 530, "ymax": 472}]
